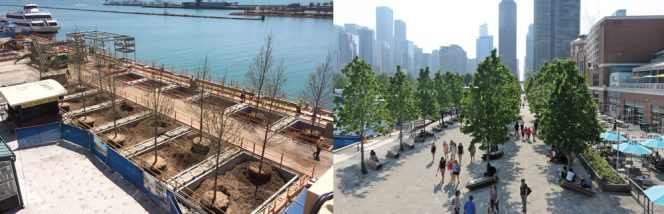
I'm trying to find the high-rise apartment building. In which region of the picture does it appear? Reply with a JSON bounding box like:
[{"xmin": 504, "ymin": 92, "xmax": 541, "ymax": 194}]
[{"xmin": 476, "ymin": 23, "xmax": 494, "ymax": 65}]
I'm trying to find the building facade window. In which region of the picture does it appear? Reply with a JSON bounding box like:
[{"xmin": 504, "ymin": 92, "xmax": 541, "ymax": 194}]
[
  {"xmin": 653, "ymin": 105, "xmax": 664, "ymax": 134},
  {"xmin": 624, "ymin": 100, "xmax": 644, "ymax": 125}
]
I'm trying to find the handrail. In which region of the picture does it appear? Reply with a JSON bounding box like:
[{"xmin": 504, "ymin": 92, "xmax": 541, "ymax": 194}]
[{"xmin": 626, "ymin": 176, "xmax": 654, "ymax": 214}]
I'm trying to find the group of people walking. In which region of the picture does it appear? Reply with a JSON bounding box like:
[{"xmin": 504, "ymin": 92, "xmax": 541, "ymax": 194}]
[
  {"xmin": 450, "ymin": 180, "xmax": 530, "ymax": 214},
  {"xmin": 514, "ymin": 121, "xmax": 537, "ymax": 141},
  {"xmin": 432, "ymin": 140, "xmax": 476, "ymax": 187}
]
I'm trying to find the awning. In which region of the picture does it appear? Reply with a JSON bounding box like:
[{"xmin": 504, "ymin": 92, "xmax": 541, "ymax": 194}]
[{"xmin": 0, "ymin": 79, "xmax": 66, "ymax": 108}]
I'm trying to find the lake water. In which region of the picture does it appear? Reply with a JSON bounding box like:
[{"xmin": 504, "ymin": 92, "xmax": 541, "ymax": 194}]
[{"xmin": 0, "ymin": 0, "xmax": 333, "ymax": 99}]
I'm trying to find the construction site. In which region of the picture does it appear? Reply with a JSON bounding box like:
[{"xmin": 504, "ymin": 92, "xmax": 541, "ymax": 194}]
[{"xmin": 0, "ymin": 31, "xmax": 334, "ymax": 214}]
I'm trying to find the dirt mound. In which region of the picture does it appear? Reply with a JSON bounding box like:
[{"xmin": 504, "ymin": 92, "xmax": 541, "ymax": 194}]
[{"xmin": 192, "ymin": 161, "xmax": 286, "ymax": 214}]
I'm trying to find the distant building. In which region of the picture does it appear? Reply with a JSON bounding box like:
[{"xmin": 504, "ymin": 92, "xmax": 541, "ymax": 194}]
[
  {"xmin": 343, "ymin": 24, "xmax": 359, "ymax": 34},
  {"xmin": 467, "ymin": 58, "xmax": 477, "ymax": 74},
  {"xmin": 422, "ymin": 53, "xmax": 431, "ymax": 70},
  {"xmin": 376, "ymin": 6, "xmax": 394, "ymax": 58},
  {"xmin": 406, "ymin": 41, "xmax": 415, "ymax": 73},
  {"xmin": 499, "ymin": 0, "xmax": 518, "ymax": 77},
  {"xmin": 476, "ymin": 23, "xmax": 494, "ymax": 65},
  {"xmin": 394, "ymin": 20, "xmax": 407, "ymax": 68},
  {"xmin": 524, "ymin": 23, "xmax": 534, "ymax": 79},
  {"xmin": 570, "ymin": 34, "xmax": 587, "ymax": 77},
  {"xmin": 534, "ymin": 0, "xmax": 580, "ymax": 70},
  {"xmin": 357, "ymin": 27, "xmax": 375, "ymax": 66},
  {"xmin": 431, "ymin": 49, "xmax": 440, "ymax": 71},
  {"xmin": 379, "ymin": 41, "xmax": 391, "ymax": 73},
  {"xmin": 414, "ymin": 47, "xmax": 423, "ymax": 71},
  {"xmin": 586, "ymin": 15, "xmax": 664, "ymax": 131},
  {"xmin": 337, "ymin": 30, "xmax": 358, "ymax": 70},
  {"xmin": 612, "ymin": 9, "xmax": 626, "ymax": 17},
  {"xmin": 440, "ymin": 45, "xmax": 468, "ymax": 74}
]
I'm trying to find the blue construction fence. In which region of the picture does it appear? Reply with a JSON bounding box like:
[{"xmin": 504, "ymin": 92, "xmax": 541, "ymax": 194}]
[
  {"xmin": 333, "ymin": 135, "xmax": 361, "ymax": 150},
  {"xmin": 17, "ymin": 123, "xmax": 182, "ymax": 214}
]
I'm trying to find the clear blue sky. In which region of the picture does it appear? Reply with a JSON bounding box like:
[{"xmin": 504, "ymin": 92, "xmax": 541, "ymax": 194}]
[{"xmin": 334, "ymin": 0, "xmax": 664, "ymax": 80}]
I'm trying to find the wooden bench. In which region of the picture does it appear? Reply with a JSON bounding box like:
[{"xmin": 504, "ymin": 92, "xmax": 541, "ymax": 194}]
[
  {"xmin": 386, "ymin": 149, "xmax": 400, "ymax": 159},
  {"xmin": 481, "ymin": 151, "xmax": 504, "ymax": 160},
  {"xmin": 466, "ymin": 176, "xmax": 498, "ymax": 190},
  {"xmin": 560, "ymin": 180, "xmax": 595, "ymax": 196},
  {"xmin": 366, "ymin": 159, "xmax": 385, "ymax": 170}
]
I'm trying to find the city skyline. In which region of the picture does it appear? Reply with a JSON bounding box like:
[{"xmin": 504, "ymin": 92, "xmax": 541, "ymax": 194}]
[{"xmin": 334, "ymin": 0, "xmax": 664, "ymax": 80}]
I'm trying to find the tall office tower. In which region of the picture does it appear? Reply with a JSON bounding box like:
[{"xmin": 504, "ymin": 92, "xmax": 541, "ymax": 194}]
[
  {"xmin": 476, "ymin": 23, "xmax": 494, "ymax": 65},
  {"xmin": 376, "ymin": 6, "xmax": 394, "ymax": 70},
  {"xmin": 343, "ymin": 24, "xmax": 359, "ymax": 34},
  {"xmin": 534, "ymin": 0, "xmax": 580, "ymax": 70},
  {"xmin": 431, "ymin": 49, "xmax": 440, "ymax": 71},
  {"xmin": 422, "ymin": 53, "xmax": 431, "ymax": 70},
  {"xmin": 414, "ymin": 47, "xmax": 423, "ymax": 71},
  {"xmin": 379, "ymin": 41, "xmax": 391, "ymax": 73},
  {"xmin": 338, "ymin": 30, "xmax": 358, "ymax": 69},
  {"xmin": 524, "ymin": 23, "xmax": 534, "ymax": 79},
  {"xmin": 406, "ymin": 41, "xmax": 415, "ymax": 73},
  {"xmin": 499, "ymin": 0, "xmax": 518, "ymax": 77},
  {"xmin": 439, "ymin": 45, "xmax": 468, "ymax": 74},
  {"xmin": 357, "ymin": 27, "xmax": 375, "ymax": 66},
  {"xmin": 394, "ymin": 20, "xmax": 407, "ymax": 68}
]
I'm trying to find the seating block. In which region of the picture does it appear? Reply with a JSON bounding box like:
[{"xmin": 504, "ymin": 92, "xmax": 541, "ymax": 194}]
[
  {"xmin": 466, "ymin": 176, "xmax": 497, "ymax": 190},
  {"xmin": 481, "ymin": 151, "xmax": 504, "ymax": 160},
  {"xmin": 386, "ymin": 150, "xmax": 400, "ymax": 159},
  {"xmin": 560, "ymin": 180, "xmax": 595, "ymax": 196},
  {"xmin": 404, "ymin": 142, "xmax": 415, "ymax": 149},
  {"xmin": 366, "ymin": 159, "xmax": 384, "ymax": 170}
]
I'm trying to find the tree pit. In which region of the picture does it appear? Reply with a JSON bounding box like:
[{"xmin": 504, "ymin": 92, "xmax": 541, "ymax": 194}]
[
  {"xmin": 190, "ymin": 161, "xmax": 287, "ymax": 214},
  {"xmin": 135, "ymin": 79, "xmax": 169, "ymax": 91},
  {"xmin": 164, "ymin": 85, "xmax": 199, "ymax": 99},
  {"xmin": 232, "ymin": 106, "xmax": 283, "ymax": 127},
  {"xmin": 110, "ymin": 116, "xmax": 177, "ymax": 149},
  {"xmin": 115, "ymin": 72, "xmax": 144, "ymax": 82},
  {"xmin": 65, "ymin": 93, "xmax": 112, "ymax": 112},
  {"xmin": 282, "ymin": 121, "xmax": 332, "ymax": 147},
  {"xmin": 74, "ymin": 101, "xmax": 144, "ymax": 129}
]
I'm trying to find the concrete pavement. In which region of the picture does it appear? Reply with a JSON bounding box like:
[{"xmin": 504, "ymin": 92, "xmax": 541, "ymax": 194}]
[{"xmin": 334, "ymin": 95, "xmax": 645, "ymax": 213}]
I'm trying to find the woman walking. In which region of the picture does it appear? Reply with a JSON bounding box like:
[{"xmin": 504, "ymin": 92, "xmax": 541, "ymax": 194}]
[
  {"xmin": 438, "ymin": 156, "xmax": 447, "ymax": 185},
  {"xmin": 453, "ymin": 160, "xmax": 461, "ymax": 186},
  {"xmin": 469, "ymin": 143, "xmax": 476, "ymax": 163},
  {"xmin": 452, "ymin": 190, "xmax": 461, "ymax": 214},
  {"xmin": 457, "ymin": 143, "xmax": 464, "ymax": 163},
  {"xmin": 431, "ymin": 142, "xmax": 437, "ymax": 162},
  {"xmin": 489, "ymin": 184, "xmax": 499, "ymax": 213},
  {"xmin": 443, "ymin": 141, "xmax": 449, "ymax": 159},
  {"xmin": 450, "ymin": 141, "xmax": 457, "ymax": 161}
]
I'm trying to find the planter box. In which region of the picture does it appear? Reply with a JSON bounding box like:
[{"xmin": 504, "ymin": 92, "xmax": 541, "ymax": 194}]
[{"xmin": 576, "ymin": 154, "xmax": 629, "ymax": 193}]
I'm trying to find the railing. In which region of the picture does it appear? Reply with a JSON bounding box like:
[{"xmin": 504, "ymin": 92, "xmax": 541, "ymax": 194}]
[
  {"xmin": 626, "ymin": 177, "xmax": 655, "ymax": 214},
  {"xmin": 616, "ymin": 83, "xmax": 664, "ymax": 91}
]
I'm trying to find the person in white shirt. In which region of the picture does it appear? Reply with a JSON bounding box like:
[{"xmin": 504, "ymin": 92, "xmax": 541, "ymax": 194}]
[{"xmin": 566, "ymin": 168, "xmax": 576, "ymax": 182}]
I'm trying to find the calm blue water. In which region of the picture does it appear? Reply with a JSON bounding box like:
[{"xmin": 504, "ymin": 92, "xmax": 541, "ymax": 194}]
[{"xmin": 0, "ymin": 0, "xmax": 333, "ymax": 100}]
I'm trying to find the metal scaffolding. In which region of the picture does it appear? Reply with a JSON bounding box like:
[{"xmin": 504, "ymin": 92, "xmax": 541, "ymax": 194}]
[{"xmin": 66, "ymin": 30, "xmax": 136, "ymax": 62}]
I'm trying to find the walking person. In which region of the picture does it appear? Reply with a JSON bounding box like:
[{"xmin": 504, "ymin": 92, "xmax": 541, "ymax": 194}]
[
  {"xmin": 448, "ymin": 159, "xmax": 455, "ymax": 185},
  {"xmin": 464, "ymin": 195, "xmax": 477, "ymax": 214},
  {"xmin": 452, "ymin": 190, "xmax": 461, "ymax": 214},
  {"xmin": 450, "ymin": 141, "xmax": 457, "ymax": 161},
  {"xmin": 520, "ymin": 178, "xmax": 531, "ymax": 213},
  {"xmin": 457, "ymin": 143, "xmax": 464, "ymax": 163},
  {"xmin": 514, "ymin": 122, "xmax": 519, "ymax": 137},
  {"xmin": 469, "ymin": 143, "xmax": 476, "ymax": 163},
  {"xmin": 489, "ymin": 184, "xmax": 499, "ymax": 213},
  {"xmin": 431, "ymin": 142, "xmax": 437, "ymax": 162},
  {"xmin": 526, "ymin": 128, "xmax": 531, "ymax": 141},
  {"xmin": 438, "ymin": 156, "xmax": 447, "ymax": 185},
  {"xmin": 453, "ymin": 160, "xmax": 461, "ymax": 186},
  {"xmin": 520, "ymin": 123, "xmax": 524, "ymax": 138},
  {"xmin": 443, "ymin": 141, "xmax": 449, "ymax": 159},
  {"xmin": 313, "ymin": 137, "xmax": 324, "ymax": 160}
]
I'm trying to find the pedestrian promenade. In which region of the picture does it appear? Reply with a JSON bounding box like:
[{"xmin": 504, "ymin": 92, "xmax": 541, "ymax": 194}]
[{"xmin": 334, "ymin": 97, "xmax": 644, "ymax": 213}]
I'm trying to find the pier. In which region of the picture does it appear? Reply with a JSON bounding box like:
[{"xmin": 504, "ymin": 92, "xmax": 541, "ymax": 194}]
[{"xmin": 0, "ymin": 4, "xmax": 263, "ymax": 20}]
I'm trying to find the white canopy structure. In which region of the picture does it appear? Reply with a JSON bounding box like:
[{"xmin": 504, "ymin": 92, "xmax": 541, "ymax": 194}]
[{"xmin": 0, "ymin": 79, "xmax": 66, "ymax": 108}]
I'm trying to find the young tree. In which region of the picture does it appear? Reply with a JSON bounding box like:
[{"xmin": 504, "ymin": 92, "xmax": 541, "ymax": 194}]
[
  {"xmin": 460, "ymin": 50, "xmax": 520, "ymax": 166},
  {"xmin": 301, "ymin": 54, "xmax": 333, "ymax": 136},
  {"xmin": 386, "ymin": 66, "xmax": 419, "ymax": 151},
  {"xmin": 205, "ymin": 81, "xmax": 241, "ymax": 210},
  {"xmin": 538, "ymin": 60, "xmax": 601, "ymax": 166},
  {"xmin": 448, "ymin": 73, "xmax": 464, "ymax": 109},
  {"xmin": 142, "ymin": 72, "xmax": 175, "ymax": 171},
  {"xmin": 255, "ymin": 59, "xmax": 288, "ymax": 176},
  {"xmin": 335, "ymin": 57, "xmax": 390, "ymax": 174},
  {"xmin": 246, "ymin": 34, "xmax": 277, "ymax": 119},
  {"xmin": 525, "ymin": 63, "xmax": 560, "ymax": 116},
  {"xmin": 189, "ymin": 56, "xmax": 212, "ymax": 152},
  {"xmin": 104, "ymin": 60, "xmax": 124, "ymax": 145},
  {"xmin": 416, "ymin": 67, "xmax": 438, "ymax": 131},
  {"xmin": 433, "ymin": 71, "xmax": 451, "ymax": 119}
]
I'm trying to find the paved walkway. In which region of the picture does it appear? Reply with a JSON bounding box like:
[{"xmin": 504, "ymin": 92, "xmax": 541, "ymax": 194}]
[{"xmin": 334, "ymin": 95, "xmax": 645, "ymax": 213}]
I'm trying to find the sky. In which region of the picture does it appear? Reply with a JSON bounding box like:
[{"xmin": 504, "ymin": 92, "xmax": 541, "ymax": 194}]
[{"xmin": 334, "ymin": 0, "xmax": 664, "ymax": 80}]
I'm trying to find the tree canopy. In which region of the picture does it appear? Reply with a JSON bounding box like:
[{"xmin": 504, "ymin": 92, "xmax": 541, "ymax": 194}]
[
  {"xmin": 416, "ymin": 67, "xmax": 439, "ymax": 125},
  {"xmin": 460, "ymin": 49, "xmax": 520, "ymax": 151},
  {"xmin": 536, "ymin": 60, "xmax": 601, "ymax": 165},
  {"xmin": 386, "ymin": 66, "xmax": 420, "ymax": 150}
]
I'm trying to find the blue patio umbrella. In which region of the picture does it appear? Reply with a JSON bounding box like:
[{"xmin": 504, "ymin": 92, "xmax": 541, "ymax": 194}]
[
  {"xmin": 612, "ymin": 141, "xmax": 652, "ymax": 155},
  {"xmin": 641, "ymin": 137, "xmax": 664, "ymax": 149},
  {"xmin": 644, "ymin": 185, "xmax": 664, "ymax": 207},
  {"xmin": 601, "ymin": 131, "xmax": 628, "ymax": 142}
]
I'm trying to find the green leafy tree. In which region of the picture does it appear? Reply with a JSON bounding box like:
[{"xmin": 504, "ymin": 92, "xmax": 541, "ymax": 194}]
[
  {"xmin": 333, "ymin": 72, "xmax": 349, "ymax": 89},
  {"xmin": 460, "ymin": 50, "xmax": 520, "ymax": 166},
  {"xmin": 525, "ymin": 62, "xmax": 560, "ymax": 116},
  {"xmin": 433, "ymin": 71, "xmax": 451, "ymax": 116},
  {"xmin": 538, "ymin": 60, "xmax": 601, "ymax": 166},
  {"xmin": 463, "ymin": 73, "xmax": 473, "ymax": 86},
  {"xmin": 416, "ymin": 67, "xmax": 439, "ymax": 131},
  {"xmin": 386, "ymin": 66, "xmax": 420, "ymax": 151},
  {"xmin": 335, "ymin": 57, "xmax": 390, "ymax": 174},
  {"xmin": 448, "ymin": 72, "xmax": 464, "ymax": 108}
]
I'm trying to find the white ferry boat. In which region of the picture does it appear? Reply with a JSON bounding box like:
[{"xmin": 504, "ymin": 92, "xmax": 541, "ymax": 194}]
[{"xmin": 2, "ymin": 4, "xmax": 59, "ymax": 34}]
